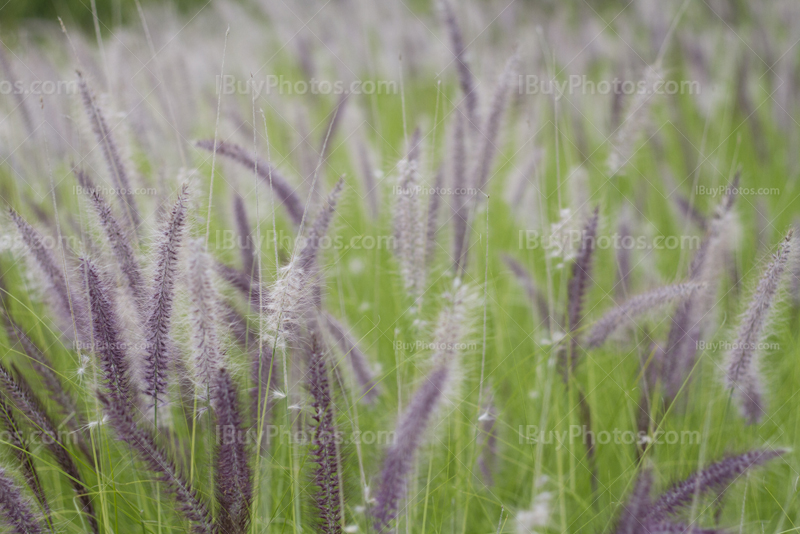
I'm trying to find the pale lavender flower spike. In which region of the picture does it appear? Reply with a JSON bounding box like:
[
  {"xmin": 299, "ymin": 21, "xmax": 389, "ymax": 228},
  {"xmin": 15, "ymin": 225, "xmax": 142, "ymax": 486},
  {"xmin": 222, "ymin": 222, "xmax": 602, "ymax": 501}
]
[
  {"xmin": 564, "ymin": 206, "xmax": 600, "ymax": 373},
  {"xmin": 75, "ymin": 168, "xmax": 144, "ymax": 306},
  {"xmin": 726, "ymin": 230, "xmax": 793, "ymax": 423},
  {"xmin": 438, "ymin": 0, "xmax": 479, "ymax": 132},
  {"xmin": 298, "ymin": 177, "xmax": 345, "ymax": 274},
  {"xmin": 451, "ymin": 109, "xmax": 470, "ymax": 275},
  {"xmin": 425, "ymin": 166, "xmax": 444, "ymax": 268},
  {"xmin": 10, "ymin": 209, "xmax": 88, "ymax": 342},
  {"xmin": 77, "ymin": 71, "xmax": 140, "ymax": 231},
  {"xmin": 587, "ymin": 283, "xmax": 705, "ymax": 348},
  {"xmin": 188, "ymin": 238, "xmax": 225, "ymax": 392},
  {"xmin": 473, "ymin": 50, "xmax": 518, "ymax": 193},
  {"xmin": 613, "ymin": 449, "xmax": 783, "ymax": 533},
  {"xmin": 393, "ymin": 129, "xmax": 426, "ymax": 300},
  {"xmin": 643, "ymin": 448, "xmax": 785, "ymax": 525},
  {"xmin": 372, "ymin": 364, "xmax": 449, "ymax": 533},
  {"xmin": 373, "ymin": 282, "xmax": 471, "ymax": 531},
  {"xmin": 661, "ymin": 173, "xmax": 740, "ymax": 399}
]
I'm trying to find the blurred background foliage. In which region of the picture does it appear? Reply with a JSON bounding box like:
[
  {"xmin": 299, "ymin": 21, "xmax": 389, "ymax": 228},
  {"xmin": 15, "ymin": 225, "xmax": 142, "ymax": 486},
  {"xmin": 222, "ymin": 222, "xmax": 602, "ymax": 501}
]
[
  {"xmin": 0, "ymin": 0, "xmax": 764, "ymax": 35},
  {"xmin": 1, "ymin": 0, "xmax": 213, "ymax": 32}
]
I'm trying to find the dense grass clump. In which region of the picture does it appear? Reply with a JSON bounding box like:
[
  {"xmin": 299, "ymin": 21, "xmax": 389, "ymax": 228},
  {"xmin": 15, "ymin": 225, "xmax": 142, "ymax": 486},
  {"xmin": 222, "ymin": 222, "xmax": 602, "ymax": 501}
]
[{"xmin": 0, "ymin": 0, "xmax": 798, "ymax": 533}]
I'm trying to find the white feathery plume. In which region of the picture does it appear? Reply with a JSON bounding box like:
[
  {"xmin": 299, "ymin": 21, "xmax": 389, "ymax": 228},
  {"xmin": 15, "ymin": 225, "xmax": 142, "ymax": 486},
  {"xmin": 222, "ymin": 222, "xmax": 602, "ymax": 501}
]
[
  {"xmin": 188, "ymin": 238, "xmax": 225, "ymax": 392},
  {"xmin": 726, "ymin": 230, "xmax": 794, "ymax": 424},
  {"xmin": 393, "ymin": 131, "xmax": 426, "ymax": 304}
]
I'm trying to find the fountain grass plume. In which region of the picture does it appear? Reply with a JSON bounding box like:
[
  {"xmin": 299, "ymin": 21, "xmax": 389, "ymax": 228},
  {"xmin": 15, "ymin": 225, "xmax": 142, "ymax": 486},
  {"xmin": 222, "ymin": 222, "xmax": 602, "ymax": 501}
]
[
  {"xmin": 0, "ymin": 399, "xmax": 49, "ymax": 521},
  {"xmin": 143, "ymin": 184, "xmax": 188, "ymax": 406},
  {"xmin": 213, "ymin": 368, "xmax": 252, "ymax": 534},
  {"xmin": 306, "ymin": 330, "xmax": 342, "ymax": 534},
  {"xmin": 233, "ymin": 194, "xmax": 255, "ymax": 279},
  {"xmin": 473, "ymin": 50, "xmax": 518, "ymax": 193},
  {"xmin": 188, "ymin": 239, "xmax": 225, "ymax": 393},
  {"xmin": 263, "ymin": 262, "xmax": 311, "ymax": 354},
  {"xmin": 99, "ymin": 391, "xmax": 213, "ymax": 533},
  {"xmin": 438, "ymin": 0, "xmax": 479, "ymax": 132},
  {"xmin": 393, "ymin": 129, "xmax": 427, "ymax": 302},
  {"xmin": 587, "ymin": 283, "xmax": 705, "ymax": 348},
  {"xmin": 726, "ymin": 230, "xmax": 794, "ymax": 423},
  {"xmin": 451, "ymin": 108, "xmax": 470, "ymax": 275},
  {"xmin": 75, "ymin": 168, "xmax": 144, "ymax": 305},
  {"xmin": 260, "ymin": 178, "xmax": 346, "ymax": 350},
  {"xmin": 324, "ymin": 312, "xmax": 379, "ymax": 403},
  {"xmin": 662, "ymin": 173, "xmax": 740, "ymax": 398},
  {"xmin": 372, "ymin": 364, "xmax": 449, "ymax": 533},
  {"xmin": 0, "ymin": 361, "xmax": 97, "ymax": 533},
  {"xmin": 614, "ymin": 467, "xmax": 653, "ymax": 534},
  {"xmin": 77, "ymin": 71, "xmax": 140, "ymax": 231},
  {"xmin": 10, "ymin": 209, "xmax": 87, "ymax": 341},
  {"xmin": 430, "ymin": 279, "xmax": 475, "ymax": 369},
  {"xmin": 372, "ymin": 281, "xmax": 474, "ymax": 531},
  {"xmin": 196, "ymin": 139, "xmax": 305, "ymax": 226},
  {"xmin": 643, "ymin": 448, "xmax": 785, "ymax": 524},
  {"xmin": 425, "ymin": 166, "xmax": 444, "ymax": 267},
  {"xmin": 564, "ymin": 206, "xmax": 600, "ymax": 373},
  {"xmin": 81, "ymin": 258, "xmax": 135, "ymax": 405},
  {"xmin": 0, "ymin": 467, "xmax": 44, "ymax": 534},
  {"xmin": 298, "ymin": 176, "xmax": 345, "ymax": 274},
  {"xmin": 4, "ymin": 315, "xmax": 79, "ymax": 423}
]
